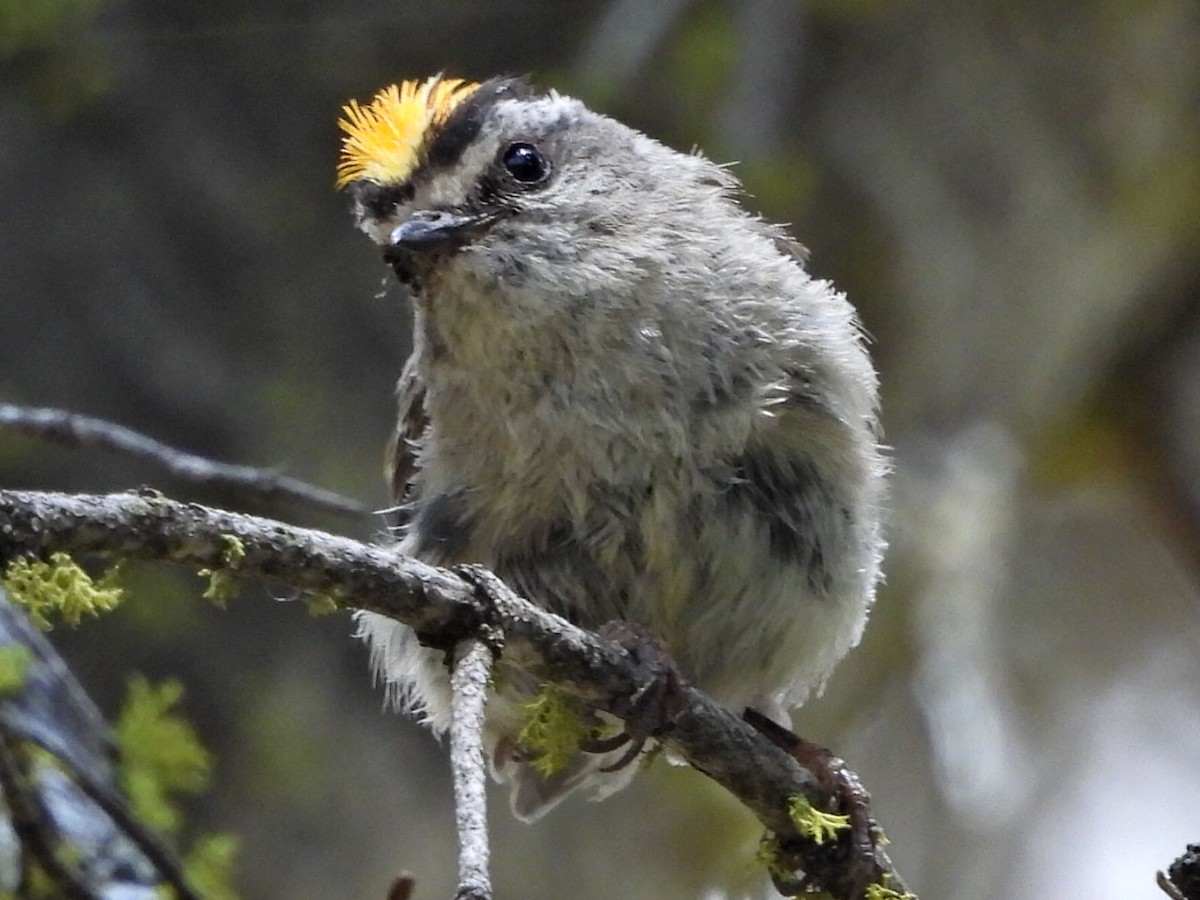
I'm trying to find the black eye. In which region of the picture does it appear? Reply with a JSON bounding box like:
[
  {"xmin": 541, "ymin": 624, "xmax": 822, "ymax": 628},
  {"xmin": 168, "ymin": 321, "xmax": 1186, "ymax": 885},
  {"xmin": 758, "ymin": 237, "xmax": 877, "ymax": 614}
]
[{"xmin": 501, "ymin": 142, "xmax": 549, "ymax": 184}]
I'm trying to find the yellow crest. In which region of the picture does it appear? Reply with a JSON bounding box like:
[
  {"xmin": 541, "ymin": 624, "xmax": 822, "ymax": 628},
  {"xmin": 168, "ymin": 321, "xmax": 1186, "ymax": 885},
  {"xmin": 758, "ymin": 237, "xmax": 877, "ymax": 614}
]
[{"xmin": 336, "ymin": 77, "xmax": 480, "ymax": 188}]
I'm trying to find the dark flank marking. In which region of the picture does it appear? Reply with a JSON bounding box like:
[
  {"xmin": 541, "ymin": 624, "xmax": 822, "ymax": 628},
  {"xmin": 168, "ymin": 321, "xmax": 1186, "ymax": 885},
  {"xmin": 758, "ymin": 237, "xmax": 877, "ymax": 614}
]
[
  {"xmin": 723, "ymin": 448, "xmax": 834, "ymax": 592},
  {"xmin": 410, "ymin": 489, "xmax": 473, "ymax": 562},
  {"xmin": 498, "ymin": 519, "xmax": 634, "ymax": 628}
]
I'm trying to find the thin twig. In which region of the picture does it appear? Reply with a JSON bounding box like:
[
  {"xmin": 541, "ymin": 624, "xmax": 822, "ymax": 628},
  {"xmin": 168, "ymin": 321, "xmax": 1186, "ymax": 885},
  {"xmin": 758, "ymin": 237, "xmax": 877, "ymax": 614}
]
[
  {"xmin": 0, "ymin": 403, "xmax": 364, "ymax": 518},
  {"xmin": 449, "ymin": 636, "xmax": 496, "ymax": 900},
  {"xmin": 0, "ymin": 488, "xmax": 909, "ymax": 899}
]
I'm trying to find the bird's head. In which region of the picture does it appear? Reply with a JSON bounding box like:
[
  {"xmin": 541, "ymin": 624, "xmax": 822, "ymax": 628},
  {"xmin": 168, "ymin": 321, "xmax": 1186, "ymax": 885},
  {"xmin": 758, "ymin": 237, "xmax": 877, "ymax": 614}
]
[{"xmin": 337, "ymin": 75, "xmax": 740, "ymax": 302}]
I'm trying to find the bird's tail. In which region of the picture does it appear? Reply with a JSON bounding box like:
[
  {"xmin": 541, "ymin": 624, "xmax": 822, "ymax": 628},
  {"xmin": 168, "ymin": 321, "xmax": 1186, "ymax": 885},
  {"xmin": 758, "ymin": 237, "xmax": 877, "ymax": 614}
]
[{"xmin": 490, "ymin": 732, "xmax": 645, "ymax": 822}]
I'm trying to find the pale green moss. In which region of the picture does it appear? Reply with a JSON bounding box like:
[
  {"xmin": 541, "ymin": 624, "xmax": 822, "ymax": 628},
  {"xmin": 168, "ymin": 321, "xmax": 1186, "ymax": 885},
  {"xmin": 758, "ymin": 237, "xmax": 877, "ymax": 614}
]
[
  {"xmin": 754, "ymin": 834, "xmax": 792, "ymax": 883},
  {"xmin": 787, "ymin": 794, "xmax": 851, "ymax": 844},
  {"xmin": 517, "ymin": 684, "xmax": 592, "ymax": 778},
  {"xmin": 2, "ymin": 553, "xmax": 122, "ymax": 629},
  {"xmin": 304, "ymin": 592, "xmax": 341, "ymax": 617},
  {"xmin": 114, "ymin": 676, "xmax": 212, "ymax": 836},
  {"xmin": 220, "ymin": 534, "xmax": 245, "ymax": 567},
  {"xmin": 14, "ymin": 864, "xmax": 58, "ymax": 898},
  {"xmin": 114, "ymin": 677, "xmax": 240, "ymax": 898},
  {"xmin": 198, "ymin": 535, "xmax": 245, "ymax": 607},
  {"xmin": 866, "ymin": 880, "xmax": 918, "ymax": 900},
  {"xmin": 179, "ymin": 833, "xmax": 240, "ymax": 900},
  {"xmin": 0, "ymin": 645, "xmax": 33, "ymax": 695}
]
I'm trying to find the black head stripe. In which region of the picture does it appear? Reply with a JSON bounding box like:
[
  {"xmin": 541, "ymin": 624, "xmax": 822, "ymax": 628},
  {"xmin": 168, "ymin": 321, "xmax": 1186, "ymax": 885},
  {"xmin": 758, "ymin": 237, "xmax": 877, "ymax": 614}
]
[{"xmin": 425, "ymin": 76, "xmax": 535, "ymax": 172}]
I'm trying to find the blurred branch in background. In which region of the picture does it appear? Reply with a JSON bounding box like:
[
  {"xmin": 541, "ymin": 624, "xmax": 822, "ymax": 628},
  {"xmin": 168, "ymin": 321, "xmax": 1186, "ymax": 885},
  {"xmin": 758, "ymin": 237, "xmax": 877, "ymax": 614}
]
[
  {"xmin": 0, "ymin": 587, "xmax": 199, "ymax": 899},
  {"xmin": 714, "ymin": 0, "xmax": 803, "ymax": 159},
  {"xmin": 572, "ymin": 0, "xmax": 694, "ymax": 99},
  {"xmin": 0, "ymin": 404, "xmax": 366, "ymax": 518}
]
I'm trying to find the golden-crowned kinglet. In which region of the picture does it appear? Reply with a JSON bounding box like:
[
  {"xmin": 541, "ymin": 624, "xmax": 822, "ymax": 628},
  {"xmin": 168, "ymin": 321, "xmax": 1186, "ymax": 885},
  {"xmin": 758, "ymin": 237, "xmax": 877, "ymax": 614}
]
[{"xmin": 337, "ymin": 76, "xmax": 886, "ymax": 821}]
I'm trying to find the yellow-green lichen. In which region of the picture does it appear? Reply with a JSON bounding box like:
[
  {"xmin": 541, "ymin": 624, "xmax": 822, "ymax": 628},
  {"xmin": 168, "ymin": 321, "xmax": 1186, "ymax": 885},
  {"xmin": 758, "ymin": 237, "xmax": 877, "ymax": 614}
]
[
  {"xmin": 2, "ymin": 553, "xmax": 123, "ymax": 629},
  {"xmin": 198, "ymin": 535, "xmax": 245, "ymax": 607},
  {"xmin": 0, "ymin": 645, "xmax": 33, "ymax": 695},
  {"xmin": 865, "ymin": 880, "xmax": 918, "ymax": 900},
  {"xmin": 787, "ymin": 794, "xmax": 851, "ymax": 844},
  {"xmin": 755, "ymin": 834, "xmax": 793, "ymax": 883},
  {"xmin": 6, "ymin": 863, "xmax": 58, "ymax": 898},
  {"xmin": 114, "ymin": 677, "xmax": 240, "ymax": 898},
  {"xmin": 517, "ymin": 684, "xmax": 592, "ymax": 778},
  {"xmin": 114, "ymin": 676, "xmax": 212, "ymax": 836},
  {"xmin": 178, "ymin": 832, "xmax": 240, "ymax": 900},
  {"xmin": 304, "ymin": 592, "xmax": 341, "ymax": 617}
]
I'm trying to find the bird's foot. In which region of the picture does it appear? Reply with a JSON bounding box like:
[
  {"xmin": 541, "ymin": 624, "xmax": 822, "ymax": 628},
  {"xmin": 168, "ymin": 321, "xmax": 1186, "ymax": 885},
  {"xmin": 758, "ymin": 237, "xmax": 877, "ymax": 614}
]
[
  {"xmin": 579, "ymin": 620, "xmax": 689, "ymax": 772},
  {"xmin": 743, "ymin": 709, "xmax": 881, "ymax": 894}
]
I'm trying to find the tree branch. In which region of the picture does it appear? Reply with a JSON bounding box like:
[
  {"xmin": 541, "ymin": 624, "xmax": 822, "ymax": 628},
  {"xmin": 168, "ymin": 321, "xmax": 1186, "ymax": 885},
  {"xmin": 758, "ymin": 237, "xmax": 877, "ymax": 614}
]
[
  {"xmin": 0, "ymin": 488, "xmax": 910, "ymax": 899},
  {"xmin": 449, "ymin": 633, "xmax": 496, "ymax": 900},
  {"xmin": 0, "ymin": 588, "xmax": 200, "ymax": 898},
  {"xmin": 0, "ymin": 732, "xmax": 101, "ymax": 900},
  {"xmin": 0, "ymin": 404, "xmax": 365, "ymax": 518}
]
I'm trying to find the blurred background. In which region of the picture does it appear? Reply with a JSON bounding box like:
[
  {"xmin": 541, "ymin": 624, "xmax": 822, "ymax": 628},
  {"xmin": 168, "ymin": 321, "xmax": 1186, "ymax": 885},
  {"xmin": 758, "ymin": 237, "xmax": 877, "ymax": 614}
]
[{"xmin": 2, "ymin": 1, "xmax": 1199, "ymax": 898}]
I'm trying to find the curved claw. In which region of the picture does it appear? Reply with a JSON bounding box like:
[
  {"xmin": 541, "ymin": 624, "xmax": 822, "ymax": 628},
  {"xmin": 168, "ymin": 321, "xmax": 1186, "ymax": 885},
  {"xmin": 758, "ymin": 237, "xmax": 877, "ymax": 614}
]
[
  {"xmin": 579, "ymin": 732, "xmax": 632, "ymax": 755},
  {"xmin": 599, "ymin": 736, "xmax": 648, "ymax": 773},
  {"xmin": 580, "ymin": 728, "xmax": 645, "ymax": 772}
]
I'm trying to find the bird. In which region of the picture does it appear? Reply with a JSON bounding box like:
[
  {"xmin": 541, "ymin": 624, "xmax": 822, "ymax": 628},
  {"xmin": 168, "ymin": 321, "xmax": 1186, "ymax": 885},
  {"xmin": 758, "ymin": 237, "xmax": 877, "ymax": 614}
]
[{"xmin": 337, "ymin": 75, "xmax": 886, "ymax": 822}]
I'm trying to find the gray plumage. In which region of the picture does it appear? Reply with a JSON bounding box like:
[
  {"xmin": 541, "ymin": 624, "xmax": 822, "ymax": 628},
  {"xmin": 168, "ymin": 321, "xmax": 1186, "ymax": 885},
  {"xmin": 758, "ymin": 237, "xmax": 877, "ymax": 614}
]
[{"xmin": 344, "ymin": 77, "xmax": 887, "ymax": 821}]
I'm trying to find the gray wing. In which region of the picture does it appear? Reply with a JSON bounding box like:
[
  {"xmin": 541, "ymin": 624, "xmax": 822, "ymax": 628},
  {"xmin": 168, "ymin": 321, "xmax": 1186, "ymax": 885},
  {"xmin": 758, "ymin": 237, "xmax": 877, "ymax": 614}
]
[{"xmin": 385, "ymin": 354, "xmax": 429, "ymax": 522}]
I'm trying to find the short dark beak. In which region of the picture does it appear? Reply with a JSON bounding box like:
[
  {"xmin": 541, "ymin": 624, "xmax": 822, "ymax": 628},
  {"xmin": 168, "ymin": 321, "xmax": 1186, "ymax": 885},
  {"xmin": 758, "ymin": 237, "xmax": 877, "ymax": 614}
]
[{"xmin": 385, "ymin": 209, "xmax": 506, "ymax": 256}]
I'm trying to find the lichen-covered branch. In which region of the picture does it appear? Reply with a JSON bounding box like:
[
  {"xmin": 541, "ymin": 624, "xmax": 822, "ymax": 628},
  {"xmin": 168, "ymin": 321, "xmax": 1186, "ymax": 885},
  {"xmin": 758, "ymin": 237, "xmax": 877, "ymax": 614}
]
[{"xmin": 0, "ymin": 488, "xmax": 909, "ymax": 899}]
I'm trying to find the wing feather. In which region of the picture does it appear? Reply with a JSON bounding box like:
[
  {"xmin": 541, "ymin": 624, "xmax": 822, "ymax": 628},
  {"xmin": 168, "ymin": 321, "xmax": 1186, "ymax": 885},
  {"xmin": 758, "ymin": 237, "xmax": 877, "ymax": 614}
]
[{"xmin": 385, "ymin": 355, "xmax": 429, "ymax": 518}]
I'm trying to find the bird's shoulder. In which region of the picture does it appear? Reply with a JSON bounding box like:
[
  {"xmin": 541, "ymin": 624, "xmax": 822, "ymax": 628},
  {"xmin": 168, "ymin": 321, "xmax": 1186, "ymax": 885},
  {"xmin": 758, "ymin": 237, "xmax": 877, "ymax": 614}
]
[{"xmin": 386, "ymin": 354, "xmax": 429, "ymax": 510}]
